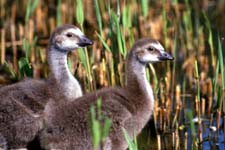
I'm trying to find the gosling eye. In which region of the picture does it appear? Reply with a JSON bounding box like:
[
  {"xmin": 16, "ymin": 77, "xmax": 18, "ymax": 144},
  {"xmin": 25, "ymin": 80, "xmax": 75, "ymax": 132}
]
[
  {"xmin": 147, "ymin": 47, "xmax": 154, "ymax": 51},
  {"xmin": 66, "ymin": 33, "xmax": 73, "ymax": 38}
]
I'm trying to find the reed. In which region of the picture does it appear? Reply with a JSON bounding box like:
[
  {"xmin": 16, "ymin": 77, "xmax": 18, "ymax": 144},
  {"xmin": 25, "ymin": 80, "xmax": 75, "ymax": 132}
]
[
  {"xmin": 194, "ymin": 61, "xmax": 200, "ymax": 102},
  {"xmin": 111, "ymin": 11, "xmax": 127, "ymax": 59},
  {"xmin": 25, "ymin": 0, "xmax": 39, "ymax": 24},
  {"xmin": 94, "ymin": 0, "xmax": 103, "ymax": 34},
  {"xmin": 0, "ymin": 29, "xmax": 5, "ymax": 65},
  {"xmin": 203, "ymin": 11, "xmax": 216, "ymax": 72},
  {"xmin": 217, "ymin": 36, "xmax": 225, "ymax": 112},
  {"xmin": 140, "ymin": 0, "xmax": 148, "ymax": 18},
  {"xmin": 56, "ymin": 0, "xmax": 62, "ymax": 26},
  {"xmin": 186, "ymin": 110, "xmax": 197, "ymax": 150},
  {"xmin": 76, "ymin": 0, "xmax": 94, "ymax": 90}
]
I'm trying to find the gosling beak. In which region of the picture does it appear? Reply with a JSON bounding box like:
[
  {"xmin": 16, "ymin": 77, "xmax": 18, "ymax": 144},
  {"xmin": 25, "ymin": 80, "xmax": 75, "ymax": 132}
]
[
  {"xmin": 78, "ymin": 36, "xmax": 93, "ymax": 47},
  {"xmin": 158, "ymin": 51, "xmax": 174, "ymax": 61}
]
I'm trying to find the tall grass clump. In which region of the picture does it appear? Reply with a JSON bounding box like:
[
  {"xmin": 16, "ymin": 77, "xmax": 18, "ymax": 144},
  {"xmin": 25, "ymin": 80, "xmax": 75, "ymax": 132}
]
[
  {"xmin": 122, "ymin": 4, "xmax": 134, "ymax": 46},
  {"xmin": 21, "ymin": 0, "xmax": 39, "ymax": 78},
  {"xmin": 76, "ymin": 0, "xmax": 94, "ymax": 91},
  {"xmin": 25, "ymin": 0, "xmax": 39, "ymax": 24},
  {"xmin": 111, "ymin": 11, "xmax": 127, "ymax": 59}
]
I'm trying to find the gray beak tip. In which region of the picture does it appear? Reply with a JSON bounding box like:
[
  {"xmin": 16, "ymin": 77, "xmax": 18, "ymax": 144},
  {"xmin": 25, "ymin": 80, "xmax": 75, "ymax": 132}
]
[
  {"xmin": 159, "ymin": 52, "xmax": 174, "ymax": 61},
  {"xmin": 78, "ymin": 36, "xmax": 93, "ymax": 47}
]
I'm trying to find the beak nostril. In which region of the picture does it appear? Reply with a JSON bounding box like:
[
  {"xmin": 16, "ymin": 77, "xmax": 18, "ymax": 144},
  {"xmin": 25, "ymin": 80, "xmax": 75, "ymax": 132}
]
[
  {"xmin": 159, "ymin": 52, "xmax": 173, "ymax": 60},
  {"xmin": 78, "ymin": 36, "xmax": 93, "ymax": 47},
  {"xmin": 162, "ymin": 53, "xmax": 167, "ymax": 57}
]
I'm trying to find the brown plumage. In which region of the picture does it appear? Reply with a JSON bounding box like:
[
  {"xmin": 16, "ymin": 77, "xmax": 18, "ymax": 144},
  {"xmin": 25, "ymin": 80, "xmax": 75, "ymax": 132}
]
[
  {"xmin": 40, "ymin": 38, "xmax": 173, "ymax": 150},
  {"xmin": 0, "ymin": 24, "xmax": 93, "ymax": 149}
]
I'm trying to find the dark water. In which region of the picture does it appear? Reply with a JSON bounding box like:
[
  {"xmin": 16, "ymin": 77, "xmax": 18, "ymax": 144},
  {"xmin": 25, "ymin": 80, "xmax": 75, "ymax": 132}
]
[
  {"xmin": 187, "ymin": 118, "xmax": 225, "ymax": 150},
  {"xmin": 138, "ymin": 95, "xmax": 225, "ymax": 150}
]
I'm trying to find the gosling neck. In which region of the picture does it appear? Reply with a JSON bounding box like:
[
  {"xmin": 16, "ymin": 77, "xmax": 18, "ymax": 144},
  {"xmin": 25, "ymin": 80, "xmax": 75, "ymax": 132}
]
[
  {"xmin": 125, "ymin": 52, "xmax": 154, "ymax": 115},
  {"xmin": 47, "ymin": 45, "xmax": 82, "ymax": 100}
]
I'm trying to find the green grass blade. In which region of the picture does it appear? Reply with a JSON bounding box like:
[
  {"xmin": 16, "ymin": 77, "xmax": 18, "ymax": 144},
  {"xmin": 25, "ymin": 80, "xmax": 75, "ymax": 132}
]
[
  {"xmin": 97, "ymin": 98, "xmax": 102, "ymax": 119},
  {"xmin": 122, "ymin": 3, "xmax": 134, "ymax": 47},
  {"xmin": 56, "ymin": 0, "xmax": 62, "ymax": 26},
  {"xmin": 172, "ymin": 35, "xmax": 177, "ymax": 82},
  {"xmin": 203, "ymin": 11, "xmax": 215, "ymax": 71},
  {"xmin": 25, "ymin": 0, "xmax": 39, "ymax": 23},
  {"xmin": 96, "ymin": 32, "xmax": 111, "ymax": 52},
  {"xmin": 22, "ymin": 36, "xmax": 38, "ymax": 59},
  {"xmin": 18, "ymin": 57, "xmax": 33, "ymax": 78},
  {"xmin": 141, "ymin": 0, "xmax": 148, "ymax": 17},
  {"xmin": 30, "ymin": 0, "xmax": 39, "ymax": 13},
  {"xmin": 111, "ymin": 12, "xmax": 127, "ymax": 58},
  {"xmin": 149, "ymin": 64, "xmax": 159, "ymax": 93},
  {"xmin": 94, "ymin": 0, "xmax": 103, "ymax": 34},
  {"xmin": 76, "ymin": 0, "xmax": 84, "ymax": 26},
  {"xmin": 102, "ymin": 118, "xmax": 112, "ymax": 139},
  {"xmin": 3, "ymin": 62, "xmax": 17, "ymax": 80},
  {"xmin": 77, "ymin": 48, "xmax": 87, "ymax": 70},
  {"xmin": 213, "ymin": 61, "xmax": 219, "ymax": 97},
  {"xmin": 31, "ymin": 36, "xmax": 38, "ymax": 47},
  {"xmin": 112, "ymin": 12, "xmax": 123, "ymax": 56},
  {"xmin": 218, "ymin": 36, "xmax": 224, "ymax": 89},
  {"xmin": 172, "ymin": 0, "xmax": 178, "ymax": 4},
  {"xmin": 218, "ymin": 36, "xmax": 225, "ymax": 112},
  {"xmin": 75, "ymin": 0, "xmax": 93, "ymax": 90},
  {"xmin": 194, "ymin": 60, "xmax": 200, "ymax": 101},
  {"xmin": 186, "ymin": 110, "xmax": 197, "ymax": 149},
  {"xmin": 216, "ymin": 86, "xmax": 222, "ymax": 109},
  {"xmin": 22, "ymin": 38, "xmax": 30, "ymax": 58},
  {"xmin": 122, "ymin": 128, "xmax": 138, "ymax": 150},
  {"xmin": 122, "ymin": 5, "xmax": 132, "ymax": 28},
  {"xmin": 107, "ymin": 3, "xmax": 118, "ymax": 57},
  {"xmin": 67, "ymin": 57, "xmax": 73, "ymax": 72},
  {"xmin": 90, "ymin": 99, "xmax": 112, "ymax": 150},
  {"xmin": 116, "ymin": 0, "xmax": 120, "ymax": 18},
  {"xmin": 90, "ymin": 105, "xmax": 101, "ymax": 150},
  {"xmin": 25, "ymin": 0, "xmax": 31, "ymax": 23},
  {"xmin": 162, "ymin": 0, "xmax": 168, "ymax": 47}
]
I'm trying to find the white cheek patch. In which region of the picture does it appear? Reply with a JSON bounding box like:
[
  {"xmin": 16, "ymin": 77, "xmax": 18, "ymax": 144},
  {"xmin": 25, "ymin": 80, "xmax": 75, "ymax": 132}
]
[
  {"xmin": 150, "ymin": 42, "xmax": 165, "ymax": 51},
  {"xmin": 65, "ymin": 28, "xmax": 84, "ymax": 37},
  {"xmin": 61, "ymin": 40, "xmax": 79, "ymax": 49},
  {"xmin": 140, "ymin": 53, "xmax": 160, "ymax": 63}
]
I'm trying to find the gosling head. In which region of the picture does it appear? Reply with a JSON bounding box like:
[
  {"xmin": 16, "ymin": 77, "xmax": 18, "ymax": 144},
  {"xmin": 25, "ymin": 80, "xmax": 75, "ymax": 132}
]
[
  {"xmin": 50, "ymin": 24, "xmax": 93, "ymax": 52},
  {"xmin": 132, "ymin": 38, "xmax": 174, "ymax": 64}
]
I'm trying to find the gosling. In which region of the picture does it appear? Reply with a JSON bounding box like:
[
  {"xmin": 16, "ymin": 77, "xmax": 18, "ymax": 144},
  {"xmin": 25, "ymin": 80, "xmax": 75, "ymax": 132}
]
[
  {"xmin": 41, "ymin": 38, "xmax": 173, "ymax": 150},
  {"xmin": 0, "ymin": 24, "xmax": 93, "ymax": 149}
]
